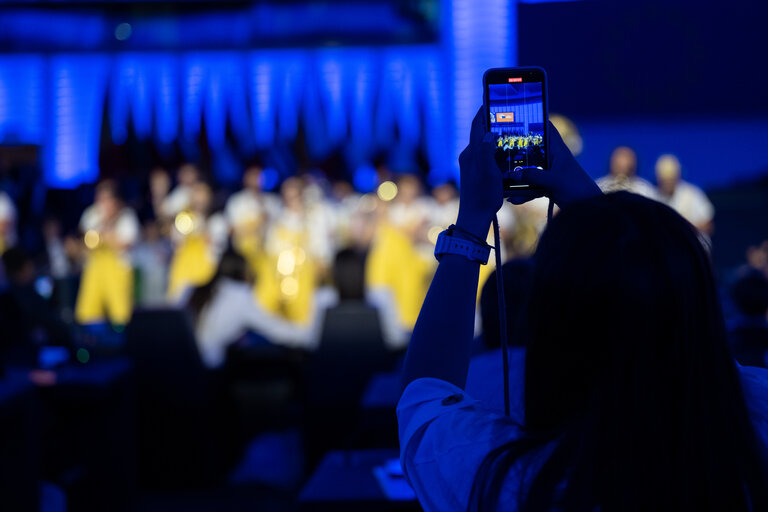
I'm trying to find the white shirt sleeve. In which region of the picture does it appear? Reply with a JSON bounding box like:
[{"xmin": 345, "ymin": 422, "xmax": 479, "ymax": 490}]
[
  {"xmin": 235, "ymin": 286, "xmax": 312, "ymax": 349},
  {"xmin": 397, "ymin": 378, "xmax": 532, "ymax": 512},
  {"xmin": 115, "ymin": 208, "xmax": 140, "ymax": 246}
]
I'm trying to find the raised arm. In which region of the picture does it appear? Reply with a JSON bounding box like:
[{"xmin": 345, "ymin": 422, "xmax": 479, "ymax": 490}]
[
  {"xmin": 401, "ymin": 108, "xmax": 601, "ymax": 392},
  {"xmin": 401, "ymin": 107, "xmax": 502, "ymax": 390}
]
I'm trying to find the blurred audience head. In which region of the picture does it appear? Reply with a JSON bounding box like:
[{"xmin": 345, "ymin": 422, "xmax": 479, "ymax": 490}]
[
  {"xmin": 609, "ymin": 146, "xmax": 637, "ymax": 178},
  {"xmin": 186, "ymin": 248, "xmax": 249, "ymax": 319},
  {"xmin": 731, "ymin": 270, "xmax": 768, "ymax": 318},
  {"xmin": 332, "ymin": 248, "xmax": 366, "ymax": 302},
  {"xmin": 479, "ymin": 258, "xmax": 534, "ymax": 350},
  {"xmin": 526, "ymin": 191, "xmax": 723, "ymax": 429},
  {"xmin": 493, "ymin": 191, "xmax": 768, "ymax": 510},
  {"xmin": 655, "ymin": 153, "xmax": 682, "ymax": 196},
  {"xmin": 1, "ymin": 247, "xmax": 34, "ymax": 285}
]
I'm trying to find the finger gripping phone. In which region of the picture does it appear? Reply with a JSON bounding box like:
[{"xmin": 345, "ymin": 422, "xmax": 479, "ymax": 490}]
[{"xmin": 483, "ymin": 67, "xmax": 549, "ymax": 191}]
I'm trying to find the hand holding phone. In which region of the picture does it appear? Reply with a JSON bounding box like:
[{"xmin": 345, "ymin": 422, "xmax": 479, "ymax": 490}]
[{"xmin": 483, "ymin": 67, "xmax": 549, "ymax": 194}]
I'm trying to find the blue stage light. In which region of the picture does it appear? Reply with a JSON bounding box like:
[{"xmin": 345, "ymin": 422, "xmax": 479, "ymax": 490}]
[
  {"xmin": 260, "ymin": 167, "xmax": 280, "ymax": 191},
  {"xmin": 353, "ymin": 164, "xmax": 378, "ymax": 193}
]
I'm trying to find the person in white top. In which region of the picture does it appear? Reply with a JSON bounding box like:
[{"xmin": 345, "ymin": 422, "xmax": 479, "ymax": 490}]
[
  {"xmin": 596, "ymin": 146, "xmax": 658, "ymax": 199},
  {"xmin": 161, "ymin": 163, "xmax": 201, "ymax": 219},
  {"xmin": 0, "ymin": 191, "xmax": 17, "ymax": 253},
  {"xmin": 183, "ymin": 249, "xmax": 311, "ymax": 369},
  {"xmin": 655, "ymin": 154, "xmax": 714, "ymax": 235}
]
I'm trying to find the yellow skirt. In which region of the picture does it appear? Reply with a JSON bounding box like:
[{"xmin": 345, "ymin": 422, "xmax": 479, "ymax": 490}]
[
  {"xmin": 167, "ymin": 234, "xmax": 217, "ymax": 300},
  {"xmin": 366, "ymin": 223, "xmax": 431, "ymax": 330},
  {"xmin": 75, "ymin": 248, "xmax": 134, "ymax": 325},
  {"xmin": 255, "ymin": 253, "xmax": 316, "ymax": 325}
]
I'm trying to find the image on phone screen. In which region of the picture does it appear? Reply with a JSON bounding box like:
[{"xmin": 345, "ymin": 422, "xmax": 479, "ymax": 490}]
[{"xmin": 488, "ymin": 80, "xmax": 546, "ymax": 177}]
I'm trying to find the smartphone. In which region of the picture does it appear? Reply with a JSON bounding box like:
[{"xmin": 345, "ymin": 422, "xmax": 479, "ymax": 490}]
[{"xmin": 483, "ymin": 67, "xmax": 549, "ymax": 191}]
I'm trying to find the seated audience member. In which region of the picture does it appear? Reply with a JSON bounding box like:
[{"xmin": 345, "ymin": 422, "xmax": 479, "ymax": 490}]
[
  {"xmin": 465, "ymin": 258, "xmax": 534, "ymax": 416},
  {"xmin": 596, "ymin": 146, "xmax": 658, "ymax": 199},
  {"xmin": 728, "ymin": 269, "xmax": 768, "ymax": 368},
  {"xmin": 655, "ymin": 154, "xmax": 714, "ymax": 235},
  {"xmin": 398, "ymin": 110, "xmax": 768, "ymax": 511},
  {"xmin": 184, "ymin": 249, "xmax": 310, "ymax": 369},
  {"xmin": 0, "ymin": 248, "xmax": 74, "ymax": 362},
  {"xmin": 310, "ymin": 248, "xmax": 407, "ymax": 351}
]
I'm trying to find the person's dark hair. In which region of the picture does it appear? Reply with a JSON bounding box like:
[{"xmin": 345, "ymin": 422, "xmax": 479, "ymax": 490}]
[
  {"xmin": 186, "ymin": 249, "xmax": 249, "ymax": 320},
  {"xmin": 471, "ymin": 192, "xmax": 768, "ymax": 511},
  {"xmin": 1, "ymin": 247, "xmax": 30, "ymax": 281},
  {"xmin": 731, "ymin": 270, "xmax": 768, "ymax": 317},
  {"xmin": 332, "ymin": 248, "xmax": 366, "ymax": 302},
  {"xmin": 479, "ymin": 258, "xmax": 534, "ymax": 350}
]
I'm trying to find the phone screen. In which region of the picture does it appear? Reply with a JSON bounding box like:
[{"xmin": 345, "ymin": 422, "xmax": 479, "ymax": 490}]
[{"xmin": 484, "ymin": 68, "xmax": 548, "ymax": 190}]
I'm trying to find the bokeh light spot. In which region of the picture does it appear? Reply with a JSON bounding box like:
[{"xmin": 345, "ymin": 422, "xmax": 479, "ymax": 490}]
[
  {"xmin": 84, "ymin": 230, "xmax": 100, "ymax": 249},
  {"xmin": 280, "ymin": 276, "xmax": 299, "ymax": 297},
  {"xmin": 76, "ymin": 348, "xmax": 90, "ymax": 364},
  {"xmin": 377, "ymin": 181, "xmax": 398, "ymax": 201}
]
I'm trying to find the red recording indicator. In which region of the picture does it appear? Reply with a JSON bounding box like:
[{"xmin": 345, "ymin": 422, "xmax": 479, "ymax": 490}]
[{"xmin": 508, "ymin": 77, "xmax": 523, "ymax": 83}]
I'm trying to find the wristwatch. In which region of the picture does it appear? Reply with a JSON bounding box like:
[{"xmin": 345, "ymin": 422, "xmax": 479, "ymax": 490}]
[{"xmin": 434, "ymin": 229, "xmax": 491, "ymax": 264}]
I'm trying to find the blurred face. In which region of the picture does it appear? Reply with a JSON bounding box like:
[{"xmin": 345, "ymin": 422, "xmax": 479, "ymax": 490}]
[
  {"xmin": 610, "ymin": 147, "xmax": 637, "ymax": 178},
  {"xmin": 433, "ymin": 183, "xmax": 457, "ymax": 205},
  {"xmin": 150, "ymin": 168, "xmax": 171, "ymax": 197},
  {"xmin": 243, "ymin": 167, "xmax": 262, "ymax": 191},
  {"xmin": 397, "ymin": 176, "xmax": 421, "ymax": 204},
  {"xmin": 189, "ymin": 183, "xmax": 212, "ymax": 214},
  {"xmin": 655, "ymin": 155, "xmax": 681, "ymax": 196},
  {"xmin": 96, "ymin": 189, "xmax": 119, "ymax": 219},
  {"xmin": 178, "ymin": 164, "xmax": 200, "ymax": 187},
  {"xmin": 281, "ymin": 178, "xmax": 304, "ymax": 210}
]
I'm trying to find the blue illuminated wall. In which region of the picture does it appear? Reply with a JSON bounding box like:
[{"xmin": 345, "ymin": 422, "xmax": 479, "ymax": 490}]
[
  {"xmin": 0, "ymin": 1, "xmax": 525, "ymax": 189},
  {"xmin": 0, "ymin": 47, "xmax": 453, "ymax": 188}
]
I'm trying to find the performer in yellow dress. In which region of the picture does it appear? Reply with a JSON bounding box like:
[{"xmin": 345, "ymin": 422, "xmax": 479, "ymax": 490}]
[
  {"xmin": 367, "ymin": 175, "xmax": 433, "ymax": 330},
  {"xmin": 75, "ymin": 180, "xmax": 140, "ymax": 326},
  {"xmin": 256, "ymin": 177, "xmax": 331, "ymax": 325},
  {"xmin": 167, "ymin": 182, "xmax": 229, "ymax": 300},
  {"xmin": 225, "ymin": 165, "xmax": 280, "ymax": 277}
]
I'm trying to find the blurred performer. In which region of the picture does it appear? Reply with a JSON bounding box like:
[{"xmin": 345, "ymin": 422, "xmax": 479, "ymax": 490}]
[
  {"xmin": 428, "ymin": 181, "xmax": 460, "ymax": 231},
  {"xmin": 0, "ymin": 190, "xmax": 17, "ymax": 254},
  {"xmin": 655, "ymin": 154, "xmax": 714, "ymax": 235},
  {"xmin": 225, "ymin": 165, "xmax": 278, "ymax": 273},
  {"xmin": 167, "ymin": 182, "xmax": 228, "ymax": 299},
  {"xmin": 596, "ymin": 146, "xmax": 657, "ymax": 199},
  {"xmin": 367, "ymin": 174, "xmax": 432, "ymax": 329},
  {"xmin": 75, "ymin": 180, "xmax": 139, "ymax": 326},
  {"xmin": 256, "ymin": 177, "xmax": 329, "ymax": 325},
  {"xmin": 160, "ymin": 162, "xmax": 201, "ymax": 219},
  {"xmin": 329, "ymin": 180, "xmax": 361, "ymax": 248},
  {"xmin": 148, "ymin": 167, "xmax": 172, "ymax": 221}
]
